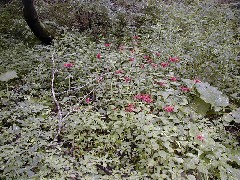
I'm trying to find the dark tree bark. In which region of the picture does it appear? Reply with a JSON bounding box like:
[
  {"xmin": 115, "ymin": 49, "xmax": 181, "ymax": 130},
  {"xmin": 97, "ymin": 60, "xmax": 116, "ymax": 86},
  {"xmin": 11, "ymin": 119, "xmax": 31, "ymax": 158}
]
[{"xmin": 22, "ymin": 0, "xmax": 53, "ymax": 45}]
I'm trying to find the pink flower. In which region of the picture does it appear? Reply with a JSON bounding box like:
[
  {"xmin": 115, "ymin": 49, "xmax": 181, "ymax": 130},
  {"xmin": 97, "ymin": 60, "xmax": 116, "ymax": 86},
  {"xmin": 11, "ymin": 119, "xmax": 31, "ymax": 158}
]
[
  {"xmin": 156, "ymin": 52, "xmax": 161, "ymax": 57},
  {"xmin": 196, "ymin": 135, "xmax": 204, "ymax": 142},
  {"xmin": 155, "ymin": 81, "xmax": 166, "ymax": 87},
  {"xmin": 146, "ymin": 59, "xmax": 153, "ymax": 64},
  {"xmin": 194, "ymin": 79, "xmax": 201, "ymax": 83},
  {"xmin": 151, "ymin": 63, "xmax": 158, "ymax": 68},
  {"xmin": 170, "ymin": 76, "xmax": 177, "ymax": 81},
  {"xmin": 96, "ymin": 53, "xmax": 101, "ymax": 59},
  {"xmin": 180, "ymin": 86, "xmax": 191, "ymax": 92},
  {"xmin": 130, "ymin": 49, "xmax": 135, "ymax": 54},
  {"xmin": 115, "ymin": 70, "xmax": 124, "ymax": 74},
  {"xmin": 169, "ymin": 57, "xmax": 179, "ymax": 63},
  {"xmin": 104, "ymin": 43, "xmax": 111, "ymax": 47},
  {"xmin": 134, "ymin": 94, "xmax": 143, "ymax": 100},
  {"xmin": 125, "ymin": 103, "xmax": 136, "ymax": 112},
  {"xmin": 86, "ymin": 97, "xmax": 91, "ymax": 104},
  {"xmin": 96, "ymin": 76, "xmax": 103, "ymax": 83},
  {"xmin": 119, "ymin": 45, "xmax": 125, "ymax": 51},
  {"xmin": 164, "ymin": 105, "xmax": 174, "ymax": 112},
  {"xmin": 64, "ymin": 63, "xmax": 73, "ymax": 68},
  {"xmin": 129, "ymin": 57, "xmax": 135, "ymax": 62},
  {"xmin": 142, "ymin": 94, "xmax": 153, "ymax": 103},
  {"xmin": 124, "ymin": 77, "xmax": 131, "ymax": 82},
  {"xmin": 134, "ymin": 94, "xmax": 153, "ymax": 103},
  {"xmin": 133, "ymin": 35, "xmax": 140, "ymax": 40},
  {"xmin": 160, "ymin": 62, "xmax": 169, "ymax": 68},
  {"xmin": 143, "ymin": 55, "xmax": 150, "ymax": 60},
  {"xmin": 143, "ymin": 55, "xmax": 152, "ymax": 63},
  {"xmin": 140, "ymin": 64, "xmax": 145, "ymax": 69}
]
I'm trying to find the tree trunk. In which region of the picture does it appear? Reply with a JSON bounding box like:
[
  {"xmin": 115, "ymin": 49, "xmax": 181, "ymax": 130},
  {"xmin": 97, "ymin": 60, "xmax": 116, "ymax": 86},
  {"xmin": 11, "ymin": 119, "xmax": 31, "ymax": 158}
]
[{"xmin": 22, "ymin": 0, "xmax": 53, "ymax": 45}]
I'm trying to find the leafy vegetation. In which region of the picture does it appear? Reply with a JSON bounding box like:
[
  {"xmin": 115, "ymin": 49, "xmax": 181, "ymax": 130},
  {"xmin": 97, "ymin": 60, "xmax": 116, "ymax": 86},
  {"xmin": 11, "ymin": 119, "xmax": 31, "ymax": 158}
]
[{"xmin": 0, "ymin": 0, "xmax": 239, "ymax": 179}]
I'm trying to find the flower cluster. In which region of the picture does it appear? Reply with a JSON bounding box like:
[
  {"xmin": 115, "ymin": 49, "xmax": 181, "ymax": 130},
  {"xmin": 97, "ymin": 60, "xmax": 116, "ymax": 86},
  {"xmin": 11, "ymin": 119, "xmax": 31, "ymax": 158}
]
[
  {"xmin": 170, "ymin": 76, "xmax": 177, "ymax": 81},
  {"xmin": 115, "ymin": 70, "xmax": 124, "ymax": 74},
  {"xmin": 155, "ymin": 81, "xmax": 166, "ymax": 87},
  {"xmin": 134, "ymin": 94, "xmax": 153, "ymax": 103},
  {"xmin": 96, "ymin": 53, "xmax": 101, "ymax": 59},
  {"xmin": 160, "ymin": 62, "xmax": 169, "ymax": 68},
  {"xmin": 125, "ymin": 103, "xmax": 136, "ymax": 112},
  {"xmin": 164, "ymin": 105, "xmax": 174, "ymax": 112},
  {"xmin": 156, "ymin": 52, "xmax": 161, "ymax": 57},
  {"xmin": 124, "ymin": 77, "xmax": 131, "ymax": 82},
  {"xmin": 169, "ymin": 57, "xmax": 179, "ymax": 63},
  {"xmin": 129, "ymin": 57, "xmax": 135, "ymax": 62},
  {"xmin": 104, "ymin": 43, "xmax": 111, "ymax": 47},
  {"xmin": 85, "ymin": 97, "xmax": 91, "ymax": 104},
  {"xmin": 194, "ymin": 79, "xmax": 201, "ymax": 83},
  {"xmin": 180, "ymin": 86, "xmax": 191, "ymax": 92},
  {"xmin": 196, "ymin": 134, "xmax": 204, "ymax": 141},
  {"xmin": 64, "ymin": 63, "xmax": 73, "ymax": 68}
]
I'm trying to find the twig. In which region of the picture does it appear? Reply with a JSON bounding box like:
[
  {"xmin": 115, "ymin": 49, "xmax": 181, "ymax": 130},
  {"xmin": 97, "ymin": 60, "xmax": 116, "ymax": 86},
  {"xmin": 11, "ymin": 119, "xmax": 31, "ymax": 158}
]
[
  {"xmin": 55, "ymin": 72, "xmax": 113, "ymax": 95},
  {"xmin": 51, "ymin": 52, "xmax": 64, "ymax": 140}
]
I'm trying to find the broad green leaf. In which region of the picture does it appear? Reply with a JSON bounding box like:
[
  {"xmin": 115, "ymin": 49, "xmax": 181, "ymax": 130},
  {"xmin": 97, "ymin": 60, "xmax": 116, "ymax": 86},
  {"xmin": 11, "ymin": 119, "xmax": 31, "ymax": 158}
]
[
  {"xmin": 191, "ymin": 97, "xmax": 210, "ymax": 116},
  {"xmin": 195, "ymin": 82, "xmax": 229, "ymax": 108},
  {"xmin": 0, "ymin": 70, "xmax": 18, "ymax": 82}
]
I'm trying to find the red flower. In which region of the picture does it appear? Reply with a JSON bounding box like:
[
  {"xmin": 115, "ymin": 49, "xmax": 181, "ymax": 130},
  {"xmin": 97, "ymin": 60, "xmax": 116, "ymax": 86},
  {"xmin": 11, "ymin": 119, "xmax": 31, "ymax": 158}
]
[
  {"xmin": 147, "ymin": 59, "xmax": 153, "ymax": 64},
  {"xmin": 129, "ymin": 57, "xmax": 135, "ymax": 62},
  {"xmin": 170, "ymin": 76, "xmax": 177, "ymax": 81},
  {"xmin": 125, "ymin": 103, "xmax": 136, "ymax": 112},
  {"xmin": 130, "ymin": 49, "xmax": 135, "ymax": 54},
  {"xmin": 156, "ymin": 52, "xmax": 161, "ymax": 57},
  {"xmin": 196, "ymin": 134, "xmax": 204, "ymax": 142},
  {"xmin": 160, "ymin": 62, "xmax": 169, "ymax": 68},
  {"xmin": 164, "ymin": 105, "xmax": 174, "ymax": 112},
  {"xmin": 143, "ymin": 55, "xmax": 150, "ymax": 60},
  {"xmin": 119, "ymin": 45, "xmax": 125, "ymax": 51},
  {"xmin": 142, "ymin": 94, "xmax": 153, "ymax": 103},
  {"xmin": 134, "ymin": 94, "xmax": 153, "ymax": 103},
  {"xmin": 104, "ymin": 43, "xmax": 111, "ymax": 47},
  {"xmin": 133, "ymin": 35, "xmax": 140, "ymax": 40},
  {"xmin": 124, "ymin": 77, "xmax": 131, "ymax": 82},
  {"xmin": 134, "ymin": 94, "xmax": 143, "ymax": 100},
  {"xmin": 180, "ymin": 86, "xmax": 191, "ymax": 92},
  {"xmin": 115, "ymin": 70, "xmax": 124, "ymax": 74},
  {"xmin": 169, "ymin": 57, "xmax": 179, "ymax": 62},
  {"xmin": 96, "ymin": 76, "xmax": 103, "ymax": 83},
  {"xmin": 155, "ymin": 81, "xmax": 166, "ymax": 87},
  {"xmin": 151, "ymin": 63, "xmax": 158, "ymax": 68},
  {"xmin": 64, "ymin": 63, "xmax": 73, "ymax": 68},
  {"xmin": 194, "ymin": 79, "xmax": 201, "ymax": 83},
  {"xmin": 140, "ymin": 64, "xmax": 145, "ymax": 69},
  {"xmin": 96, "ymin": 53, "xmax": 101, "ymax": 59},
  {"xmin": 86, "ymin": 97, "xmax": 91, "ymax": 104}
]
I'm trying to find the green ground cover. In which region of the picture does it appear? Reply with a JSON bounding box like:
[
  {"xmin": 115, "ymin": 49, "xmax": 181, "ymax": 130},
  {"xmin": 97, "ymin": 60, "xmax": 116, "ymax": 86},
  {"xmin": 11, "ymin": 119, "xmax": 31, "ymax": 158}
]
[{"xmin": 0, "ymin": 0, "xmax": 239, "ymax": 179}]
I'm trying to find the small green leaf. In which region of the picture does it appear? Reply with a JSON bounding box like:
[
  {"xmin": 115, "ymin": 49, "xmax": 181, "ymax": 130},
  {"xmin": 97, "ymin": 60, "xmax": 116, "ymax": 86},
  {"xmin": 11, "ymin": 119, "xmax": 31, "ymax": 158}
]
[
  {"xmin": 173, "ymin": 157, "xmax": 184, "ymax": 164},
  {"xmin": 187, "ymin": 175, "xmax": 196, "ymax": 180}
]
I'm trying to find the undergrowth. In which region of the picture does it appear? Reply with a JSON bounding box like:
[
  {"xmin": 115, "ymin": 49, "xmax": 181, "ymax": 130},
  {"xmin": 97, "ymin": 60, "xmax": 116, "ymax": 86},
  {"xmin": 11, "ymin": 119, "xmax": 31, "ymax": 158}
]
[{"xmin": 0, "ymin": 0, "xmax": 239, "ymax": 179}]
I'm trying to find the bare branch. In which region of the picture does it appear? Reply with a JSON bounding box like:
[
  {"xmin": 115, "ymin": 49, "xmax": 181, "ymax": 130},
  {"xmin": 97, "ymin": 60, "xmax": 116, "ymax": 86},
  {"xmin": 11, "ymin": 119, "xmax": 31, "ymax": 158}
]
[{"xmin": 51, "ymin": 52, "xmax": 64, "ymax": 140}]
